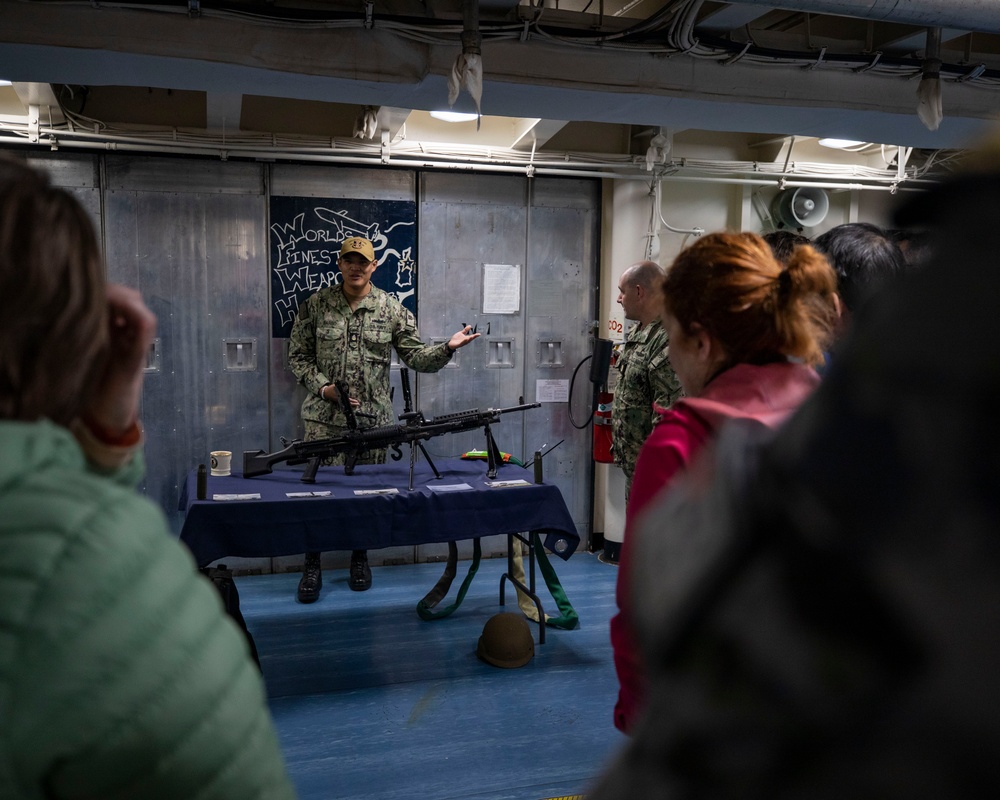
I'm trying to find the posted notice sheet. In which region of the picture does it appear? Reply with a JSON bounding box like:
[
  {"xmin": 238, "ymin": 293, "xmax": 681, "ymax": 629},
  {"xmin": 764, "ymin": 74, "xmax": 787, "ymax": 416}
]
[
  {"xmin": 536, "ymin": 379, "xmax": 570, "ymax": 403},
  {"xmin": 482, "ymin": 264, "xmax": 521, "ymax": 314}
]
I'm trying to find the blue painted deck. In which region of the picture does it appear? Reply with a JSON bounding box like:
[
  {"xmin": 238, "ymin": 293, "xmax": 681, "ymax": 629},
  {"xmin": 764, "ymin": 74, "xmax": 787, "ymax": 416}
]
[{"xmin": 236, "ymin": 552, "xmax": 626, "ymax": 800}]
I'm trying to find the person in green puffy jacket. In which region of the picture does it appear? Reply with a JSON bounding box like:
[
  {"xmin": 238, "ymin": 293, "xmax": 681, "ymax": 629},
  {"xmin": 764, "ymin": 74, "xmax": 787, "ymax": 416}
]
[{"xmin": 0, "ymin": 157, "xmax": 296, "ymax": 799}]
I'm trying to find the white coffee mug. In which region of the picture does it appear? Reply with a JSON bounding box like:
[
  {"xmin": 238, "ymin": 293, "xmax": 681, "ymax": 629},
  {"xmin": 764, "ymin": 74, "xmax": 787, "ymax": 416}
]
[{"xmin": 210, "ymin": 450, "xmax": 232, "ymax": 477}]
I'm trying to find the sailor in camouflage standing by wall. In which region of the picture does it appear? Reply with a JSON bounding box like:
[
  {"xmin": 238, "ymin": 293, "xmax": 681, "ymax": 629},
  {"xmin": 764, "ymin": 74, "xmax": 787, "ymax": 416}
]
[
  {"xmin": 611, "ymin": 261, "xmax": 682, "ymax": 508},
  {"xmin": 288, "ymin": 236, "xmax": 480, "ymax": 602}
]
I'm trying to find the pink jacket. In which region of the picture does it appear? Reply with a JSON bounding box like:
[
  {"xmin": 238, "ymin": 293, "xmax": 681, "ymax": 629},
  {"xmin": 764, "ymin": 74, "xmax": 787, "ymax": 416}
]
[{"xmin": 611, "ymin": 361, "xmax": 821, "ymax": 733}]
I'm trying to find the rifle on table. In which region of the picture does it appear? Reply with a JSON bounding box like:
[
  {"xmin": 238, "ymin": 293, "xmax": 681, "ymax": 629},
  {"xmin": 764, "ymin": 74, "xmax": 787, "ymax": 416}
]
[{"xmin": 243, "ymin": 372, "xmax": 540, "ymax": 484}]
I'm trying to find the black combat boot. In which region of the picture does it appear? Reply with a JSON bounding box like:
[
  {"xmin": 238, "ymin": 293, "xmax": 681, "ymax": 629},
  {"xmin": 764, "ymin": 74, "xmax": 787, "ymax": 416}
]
[
  {"xmin": 297, "ymin": 552, "xmax": 322, "ymax": 603},
  {"xmin": 349, "ymin": 549, "xmax": 372, "ymax": 591}
]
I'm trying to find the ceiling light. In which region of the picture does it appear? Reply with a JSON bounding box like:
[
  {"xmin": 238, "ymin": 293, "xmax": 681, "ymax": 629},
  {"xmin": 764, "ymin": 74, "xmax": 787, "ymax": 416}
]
[
  {"xmin": 429, "ymin": 110, "xmax": 479, "ymax": 123},
  {"xmin": 0, "ymin": 79, "xmax": 12, "ymax": 87},
  {"xmin": 817, "ymin": 138, "xmax": 867, "ymax": 149}
]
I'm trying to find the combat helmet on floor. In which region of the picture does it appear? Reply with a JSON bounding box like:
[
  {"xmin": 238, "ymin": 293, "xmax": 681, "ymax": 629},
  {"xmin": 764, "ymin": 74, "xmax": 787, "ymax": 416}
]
[{"xmin": 476, "ymin": 612, "xmax": 534, "ymax": 668}]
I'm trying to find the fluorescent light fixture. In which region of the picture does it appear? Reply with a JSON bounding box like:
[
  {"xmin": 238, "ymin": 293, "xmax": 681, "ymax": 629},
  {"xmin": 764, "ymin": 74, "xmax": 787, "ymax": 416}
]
[
  {"xmin": 818, "ymin": 138, "xmax": 867, "ymax": 149},
  {"xmin": 429, "ymin": 110, "xmax": 479, "ymax": 123}
]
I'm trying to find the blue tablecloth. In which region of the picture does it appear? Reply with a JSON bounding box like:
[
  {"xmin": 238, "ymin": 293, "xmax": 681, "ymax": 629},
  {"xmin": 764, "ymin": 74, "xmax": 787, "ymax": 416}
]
[{"xmin": 178, "ymin": 457, "xmax": 579, "ymax": 567}]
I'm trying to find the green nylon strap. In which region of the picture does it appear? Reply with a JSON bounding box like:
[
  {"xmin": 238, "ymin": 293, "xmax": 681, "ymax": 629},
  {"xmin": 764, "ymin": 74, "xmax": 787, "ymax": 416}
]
[
  {"xmin": 531, "ymin": 531, "xmax": 580, "ymax": 630},
  {"xmin": 416, "ymin": 533, "xmax": 579, "ymax": 629},
  {"xmin": 416, "ymin": 539, "xmax": 482, "ymax": 620}
]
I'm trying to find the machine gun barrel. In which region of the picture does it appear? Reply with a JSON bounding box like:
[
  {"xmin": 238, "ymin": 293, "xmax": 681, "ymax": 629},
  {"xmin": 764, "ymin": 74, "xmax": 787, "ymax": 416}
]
[{"xmin": 494, "ymin": 402, "xmax": 541, "ymax": 415}]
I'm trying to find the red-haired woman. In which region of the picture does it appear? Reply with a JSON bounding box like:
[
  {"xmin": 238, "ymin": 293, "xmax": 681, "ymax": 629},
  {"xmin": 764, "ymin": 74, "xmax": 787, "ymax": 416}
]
[{"xmin": 611, "ymin": 231, "xmax": 838, "ymax": 734}]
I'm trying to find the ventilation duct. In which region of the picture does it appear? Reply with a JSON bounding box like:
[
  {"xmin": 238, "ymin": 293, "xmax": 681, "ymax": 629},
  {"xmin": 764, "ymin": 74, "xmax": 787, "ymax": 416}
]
[{"xmin": 724, "ymin": 0, "xmax": 1000, "ymax": 33}]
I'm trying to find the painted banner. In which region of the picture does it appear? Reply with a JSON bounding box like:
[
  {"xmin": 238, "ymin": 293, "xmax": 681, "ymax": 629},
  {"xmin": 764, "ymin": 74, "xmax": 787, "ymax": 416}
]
[{"xmin": 269, "ymin": 197, "xmax": 417, "ymax": 338}]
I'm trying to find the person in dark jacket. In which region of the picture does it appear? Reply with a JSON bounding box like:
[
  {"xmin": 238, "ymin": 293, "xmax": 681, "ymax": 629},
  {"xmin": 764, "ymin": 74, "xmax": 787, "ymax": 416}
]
[{"xmin": 0, "ymin": 156, "xmax": 296, "ymax": 799}]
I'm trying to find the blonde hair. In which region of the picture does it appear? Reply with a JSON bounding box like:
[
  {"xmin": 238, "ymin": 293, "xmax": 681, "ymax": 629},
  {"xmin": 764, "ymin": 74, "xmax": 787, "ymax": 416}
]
[
  {"xmin": 0, "ymin": 157, "xmax": 108, "ymax": 424},
  {"xmin": 663, "ymin": 231, "xmax": 837, "ymax": 367}
]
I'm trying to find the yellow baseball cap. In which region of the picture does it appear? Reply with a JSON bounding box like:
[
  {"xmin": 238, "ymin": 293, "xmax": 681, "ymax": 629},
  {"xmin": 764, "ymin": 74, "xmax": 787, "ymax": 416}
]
[{"xmin": 340, "ymin": 236, "xmax": 376, "ymax": 262}]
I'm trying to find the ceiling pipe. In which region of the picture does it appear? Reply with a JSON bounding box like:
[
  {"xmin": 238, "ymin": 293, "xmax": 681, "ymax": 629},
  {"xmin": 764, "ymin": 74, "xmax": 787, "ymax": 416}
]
[
  {"xmin": 12, "ymin": 123, "xmax": 931, "ymax": 183},
  {"xmin": 725, "ymin": 0, "xmax": 1000, "ymax": 34},
  {"xmin": 0, "ymin": 132, "xmax": 924, "ymax": 192}
]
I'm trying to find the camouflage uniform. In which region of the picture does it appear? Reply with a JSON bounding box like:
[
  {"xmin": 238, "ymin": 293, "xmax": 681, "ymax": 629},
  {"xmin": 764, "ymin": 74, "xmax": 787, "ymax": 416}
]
[
  {"xmin": 611, "ymin": 319, "xmax": 682, "ymax": 490},
  {"xmin": 289, "ymin": 283, "xmax": 452, "ymax": 464}
]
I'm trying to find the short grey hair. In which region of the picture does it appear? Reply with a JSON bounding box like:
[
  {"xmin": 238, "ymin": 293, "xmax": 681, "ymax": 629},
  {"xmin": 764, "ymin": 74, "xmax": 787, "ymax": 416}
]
[{"xmin": 622, "ymin": 260, "xmax": 665, "ymax": 291}]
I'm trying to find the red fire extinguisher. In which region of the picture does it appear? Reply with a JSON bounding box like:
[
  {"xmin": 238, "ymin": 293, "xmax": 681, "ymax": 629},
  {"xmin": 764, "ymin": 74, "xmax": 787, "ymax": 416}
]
[{"xmin": 593, "ymin": 391, "xmax": 615, "ymax": 463}]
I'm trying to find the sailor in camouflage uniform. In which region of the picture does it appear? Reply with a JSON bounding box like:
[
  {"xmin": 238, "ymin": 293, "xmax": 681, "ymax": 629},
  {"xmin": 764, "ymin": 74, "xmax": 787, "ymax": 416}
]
[
  {"xmin": 611, "ymin": 261, "xmax": 682, "ymax": 504},
  {"xmin": 288, "ymin": 236, "xmax": 479, "ymax": 601}
]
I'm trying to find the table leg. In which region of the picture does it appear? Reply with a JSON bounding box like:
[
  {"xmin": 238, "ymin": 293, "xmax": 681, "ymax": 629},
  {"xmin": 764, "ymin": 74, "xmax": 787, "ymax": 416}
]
[{"xmin": 499, "ymin": 532, "xmax": 546, "ymax": 645}]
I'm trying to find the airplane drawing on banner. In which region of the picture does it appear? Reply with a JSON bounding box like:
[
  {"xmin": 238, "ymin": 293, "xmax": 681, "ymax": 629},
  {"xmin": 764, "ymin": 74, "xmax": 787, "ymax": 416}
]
[
  {"xmin": 313, "ymin": 208, "xmax": 380, "ymax": 242},
  {"xmin": 269, "ymin": 198, "xmax": 417, "ymax": 338}
]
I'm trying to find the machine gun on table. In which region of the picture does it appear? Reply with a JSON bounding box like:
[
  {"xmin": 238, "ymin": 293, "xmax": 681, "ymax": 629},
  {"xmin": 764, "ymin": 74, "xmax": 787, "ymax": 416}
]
[{"xmin": 243, "ymin": 370, "xmax": 539, "ymax": 486}]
